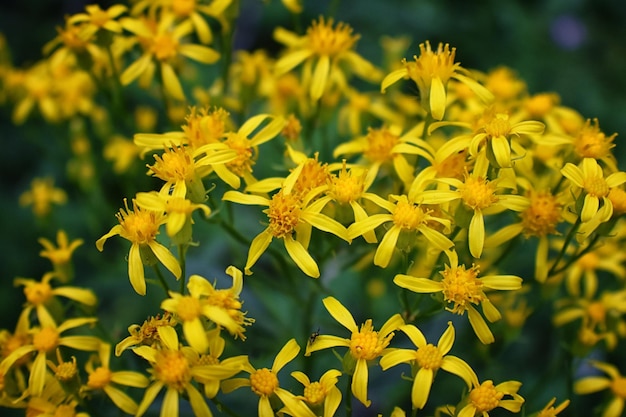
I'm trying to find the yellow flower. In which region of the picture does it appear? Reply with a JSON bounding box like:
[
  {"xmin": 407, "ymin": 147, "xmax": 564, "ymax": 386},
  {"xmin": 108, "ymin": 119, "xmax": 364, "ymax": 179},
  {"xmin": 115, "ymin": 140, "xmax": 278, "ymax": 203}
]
[
  {"xmin": 37, "ymin": 230, "xmax": 84, "ymax": 283},
  {"xmin": 19, "ymin": 177, "xmax": 67, "ymax": 217},
  {"xmin": 132, "ymin": 326, "xmax": 240, "ymax": 417},
  {"xmin": 120, "ymin": 14, "xmax": 220, "ymax": 100},
  {"xmin": 43, "ymin": 18, "xmax": 105, "ymax": 69},
  {"xmin": 561, "ymin": 157, "xmax": 626, "ymax": 223},
  {"xmin": 83, "ymin": 343, "xmax": 150, "ymax": 415},
  {"xmin": 381, "ymin": 41, "xmax": 493, "ymax": 120},
  {"xmin": 455, "ymin": 379, "xmax": 524, "ymax": 417},
  {"xmin": 274, "ymin": 16, "xmax": 382, "ymax": 101},
  {"xmin": 67, "ymin": 3, "xmax": 127, "ymax": 40},
  {"xmin": 348, "ymin": 194, "xmax": 453, "ymax": 268},
  {"xmin": 115, "ymin": 313, "xmax": 177, "ymax": 356},
  {"xmin": 380, "ymin": 321, "xmax": 478, "ymax": 410},
  {"xmin": 573, "ymin": 118, "xmax": 617, "ymax": 163},
  {"xmin": 289, "ymin": 369, "xmax": 342, "ymax": 417},
  {"xmin": 161, "ymin": 267, "xmax": 254, "ymax": 351},
  {"xmin": 96, "ymin": 198, "xmax": 182, "ymax": 295},
  {"xmin": 222, "ymin": 338, "xmax": 315, "ymax": 417},
  {"xmin": 103, "ymin": 135, "xmax": 141, "ymax": 174},
  {"xmin": 0, "ymin": 317, "xmax": 100, "ymax": 397},
  {"xmin": 305, "ymin": 296, "xmax": 404, "ymax": 407},
  {"xmin": 574, "ymin": 360, "xmax": 626, "ymax": 417},
  {"xmin": 533, "ymin": 397, "xmax": 570, "ymax": 417},
  {"xmin": 14, "ymin": 272, "xmax": 97, "ymax": 326},
  {"xmin": 394, "ymin": 249, "xmax": 522, "ymax": 344},
  {"xmin": 418, "ymin": 154, "xmax": 529, "ymax": 258},
  {"xmin": 223, "ymin": 186, "xmax": 349, "ymax": 278}
]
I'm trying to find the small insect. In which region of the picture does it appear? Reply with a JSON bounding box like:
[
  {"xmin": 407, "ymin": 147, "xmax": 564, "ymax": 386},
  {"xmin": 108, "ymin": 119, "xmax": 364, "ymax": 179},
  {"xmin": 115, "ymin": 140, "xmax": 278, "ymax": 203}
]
[{"xmin": 309, "ymin": 327, "xmax": 320, "ymax": 345}]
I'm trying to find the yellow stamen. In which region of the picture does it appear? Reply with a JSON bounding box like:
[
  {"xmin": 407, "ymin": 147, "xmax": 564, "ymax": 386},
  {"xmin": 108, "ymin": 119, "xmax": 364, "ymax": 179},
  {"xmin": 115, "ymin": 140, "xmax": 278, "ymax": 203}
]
[
  {"xmin": 88, "ymin": 366, "xmax": 113, "ymax": 389},
  {"xmin": 155, "ymin": 350, "xmax": 191, "ymax": 390},
  {"xmin": 250, "ymin": 368, "xmax": 279, "ymax": 397},
  {"xmin": 307, "ymin": 17, "xmax": 359, "ymax": 57},
  {"xmin": 469, "ymin": 380, "xmax": 503, "ymax": 413},
  {"xmin": 415, "ymin": 344, "xmax": 443, "ymax": 370},
  {"xmin": 520, "ymin": 191, "xmax": 561, "ymax": 237},
  {"xmin": 267, "ymin": 191, "xmax": 301, "ymax": 238},
  {"xmin": 303, "ymin": 381, "xmax": 326, "ymax": 405},
  {"xmin": 440, "ymin": 264, "xmax": 484, "ymax": 315},
  {"xmin": 364, "ymin": 127, "xmax": 399, "ymax": 163},
  {"xmin": 459, "ymin": 175, "xmax": 498, "ymax": 210}
]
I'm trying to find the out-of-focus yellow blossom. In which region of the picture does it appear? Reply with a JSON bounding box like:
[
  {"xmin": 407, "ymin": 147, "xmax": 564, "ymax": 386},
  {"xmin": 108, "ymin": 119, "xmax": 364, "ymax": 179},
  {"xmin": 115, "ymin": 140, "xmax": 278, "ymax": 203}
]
[
  {"xmin": 132, "ymin": 326, "xmax": 241, "ymax": 417},
  {"xmin": 289, "ymin": 369, "xmax": 342, "ymax": 417},
  {"xmin": 68, "ymin": 4, "xmax": 127, "ymax": 40},
  {"xmin": 14, "ymin": 272, "xmax": 97, "ymax": 326},
  {"xmin": 43, "ymin": 18, "xmax": 106, "ymax": 69},
  {"xmin": 484, "ymin": 66, "xmax": 526, "ymax": 104},
  {"xmin": 103, "ymin": 135, "xmax": 141, "ymax": 174},
  {"xmin": 0, "ymin": 317, "xmax": 100, "ymax": 396},
  {"xmin": 348, "ymin": 194, "xmax": 453, "ymax": 268},
  {"xmin": 82, "ymin": 343, "xmax": 150, "ymax": 415},
  {"xmin": 19, "ymin": 177, "xmax": 67, "ymax": 218},
  {"xmin": 530, "ymin": 397, "xmax": 570, "ymax": 417},
  {"xmin": 380, "ymin": 321, "xmax": 477, "ymax": 410},
  {"xmin": 115, "ymin": 312, "xmax": 177, "ymax": 356},
  {"xmin": 274, "ymin": 16, "xmax": 382, "ymax": 101},
  {"xmin": 222, "ymin": 338, "xmax": 316, "ymax": 417},
  {"xmin": 381, "ymin": 41, "xmax": 493, "ymax": 120},
  {"xmin": 338, "ymin": 87, "xmax": 404, "ymax": 135},
  {"xmin": 37, "ymin": 230, "xmax": 84, "ymax": 283},
  {"xmin": 574, "ymin": 360, "xmax": 626, "ymax": 417},
  {"xmin": 120, "ymin": 14, "xmax": 220, "ymax": 100},
  {"xmin": 96, "ymin": 198, "xmax": 181, "ymax": 295},
  {"xmin": 305, "ymin": 296, "xmax": 404, "ymax": 407},
  {"xmin": 572, "ymin": 118, "xmax": 618, "ymax": 169},
  {"xmin": 561, "ymin": 157, "xmax": 626, "ymax": 223},
  {"xmin": 454, "ymin": 379, "xmax": 524, "ymax": 417},
  {"xmin": 394, "ymin": 249, "xmax": 522, "ymax": 344}
]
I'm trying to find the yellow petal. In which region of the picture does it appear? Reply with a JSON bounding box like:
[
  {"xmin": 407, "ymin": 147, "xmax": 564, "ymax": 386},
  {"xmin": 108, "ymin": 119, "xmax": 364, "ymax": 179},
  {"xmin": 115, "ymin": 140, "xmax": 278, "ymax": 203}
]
[
  {"xmin": 128, "ymin": 244, "xmax": 146, "ymax": 295},
  {"xmin": 322, "ymin": 296, "xmax": 358, "ymax": 333},
  {"xmin": 374, "ymin": 225, "xmax": 401, "ymax": 268},
  {"xmin": 161, "ymin": 388, "xmax": 178, "ymax": 417},
  {"xmin": 352, "ymin": 359, "xmax": 371, "ymax": 407},
  {"xmin": 468, "ymin": 210, "xmax": 484, "ymax": 258},
  {"xmin": 429, "ymin": 76, "xmax": 447, "ymax": 120},
  {"xmin": 179, "ymin": 44, "xmax": 220, "ymax": 64},
  {"xmin": 284, "ymin": 234, "xmax": 319, "ymax": 278},
  {"xmin": 161, "ymin": 62, "xmax": 185, "ymax": 101},
  {"xmin": 467, "ymin": 306, "xmax": 494, "ymax": 344},
  {"xmin": 381, "ymin": 68, "xmax": 408, "ymax": 93},
  {"xmin": 412, "ymin": 368, "xmax": 433, "ymax": 409},
  {"xmin": 245, "ymin": 230, "xmax": 273, "ymax": 274},
  {"xmin": 148, "ymin": 241, "xmax": 182, "ymax": 278},
  {"xmin": 310, "ymin": 55, "xmax": 330, "ymax": 100},
  {"xmin": 394, "ymin": 274, "xmax": 443, "ymax": 293},
  {"xmin": 272, "ymin": 338, "xmax": 300, "ymax": 373}
]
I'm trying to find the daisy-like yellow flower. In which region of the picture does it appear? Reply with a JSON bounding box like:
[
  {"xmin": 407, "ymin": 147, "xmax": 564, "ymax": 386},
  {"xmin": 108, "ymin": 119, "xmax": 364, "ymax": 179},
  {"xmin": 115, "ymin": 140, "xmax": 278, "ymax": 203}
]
[
  {"xmin": 418, "ymin": 154, "xmax": 529, "ymax": 258},
  {"xmin": 19, "ymin": 177, "xmax": 67, "ymax": 218},
  {"xmin": 132, "ymin": 326, "xmax": 241, "ymax": 417},
  {"xmin": 43, "ymin": 18, "xmax": 105, "ymax": 69},
  {"xmin": 82, "ymin": 343, "xmax": 150, "ymax": 415},
  {"xmin": 37, "ymin": 230, "xmax": 84, "ymax": 283},
  {"xmin": 274, "ymin": 16, "xmax": 382, "ymax": 101},
  {"xmin": 14, "ymin": 272, "xmax": 97, "ymax": 326},
  {"xmin": 561, "ymin": 157, "xmax": 626, "ymax": 223},
  {"xmin": 455, "ymin": 379, "xmax": 524, "ymax": 417},
  {"xmin": 103, "ymin": 135, "xmax": 141, "ymax": 174},
  {"xmin": 574, "ymin": 360, "xmax": 626, "ymax": 417},
  {"xmin": 194, "ymin": 113, "xmax": 285, "ymax": 189},
  {"xmin": 161, "ymin": 267, "xmax": 254, "ymax": 351},
  {"xmin": 96, "ymin": 198, "xmax": 182, "ymax": 296},
  {"xmin": 67, "ymin": 3, "xmax": 127, "ymax": 40},
  {"xmin": 394, "ymin": 249, "xmax": 522, "ymax": 344},
  {"xmin": 381, "ymin": 41, "xmax": 493, "ymax": 120},
  {"xmin": 115, "ymin": 312, "xmax": 177, "ymax": 356},
  {"xmin": 120, "ymin": 13, "xmax": 220, "ymax": 100},
  {"xmin": 532, "ymin": 397, "xmax": 570, "ymax": 417},
  {"xmin": 0, "ymin": 317, "xmax": 101, "ymax": 397},
  {"xmin": 289, "ymin": 369, "xmax": 342, "ymax": 417},
  {"xmin": 305, "ymin": 296, "xmax": 404, "ymax": 407},
  {"xmin": 223, "ymin": 186, "xmax": 349, "ymax": 278},
  {"xmin": 222, "ymin": 338, "xmax": 315, "ymax": 417},
  {"xmin": 380, "ymin": 321, "xmax": 478, "ymax": 410},
  {"xmin": 348, "ymin": 193, "xmax": 453, "ymax": 268}
]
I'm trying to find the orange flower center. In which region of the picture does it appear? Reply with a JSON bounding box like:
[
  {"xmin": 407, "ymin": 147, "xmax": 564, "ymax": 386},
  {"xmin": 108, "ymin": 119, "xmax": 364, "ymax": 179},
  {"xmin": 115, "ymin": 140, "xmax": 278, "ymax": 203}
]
[
  {"xmin": 88, "ymin": 366, "xmax": 113, "ymax": 389},
  {"xmin": 405, "ymin": 41, "xmax": 458, "ymax": 87},
  {"xmin": 520, "ymin": 191, "xmax": 561, "ymax": 237},
  {"xmin": 223, "ymin": 133, "xmax": 254, "ymax": 177},
  {"xmin": 582, "ymin": 176, "xmax": 609, "ymax": 198},
  {"xmin": 54, "ymin": 357, "xmax": 78, "ymax": 381},
  {"xmin": 576, "ymin": 252, "xmax": 598, "ymax": 270},
  {"xmin": 282, "ymin": 114, "xmax": 302, "ymax": 142},
  {"xmin": 524, "ymin": 93, "xmax": 558, "ymax": 118},
  {"xmin": 364, "ymin": 127, "xmax": 399, "ymax": 163},
  {"xmin": 292, "ymin": 157, "xmax": 330, "ymax": 198},
  {"xmin": 392, "ymin": 200, "xmax": 428, "ymax": 230},
  {"xmin": 574, "ymin": 119, "xmax": 616, "ymax": 160},
  {"xmin": 33, "ymin": 327, "xmax": 60, "ymax": 353},
  {"xmin": 459, "ymin": 176, "xmax": 498, "ymax": 210},
  {"xmin": 608, "ymin": 188, "xmax": 626, "ymax": 215},
  {"xmin": 611, "ymin": 376, "xmax": 626, "ymax": 399},
  {"xmin": 250, "ymin": 368, "xmax": 279, "ymax": 397},
  {"xmin": 117, "ymin": 200, "xmax": 162, "ymax": 245},
  {"xmin": 267, "ymin": 191, "xmax": 301, "ymax": 238},
  {"xmin": 183, "ymin": 107, "xmax": 229, "ymax": 150},
  {"xmin": 307, "ymin": 17, "xmax": 358, "ymax": 57},
  {"xmin": 440, "ymin": 264, "xmax": 484, "ymax": 315},
  {"xmin": 435, "ymin": 150, "xmax": 467, "ymax": 180},
  {"xmin": 469, "ymin": 380, "xmax": 503, "ymax": 413},
  {"xmin": 155, "ymin": 350, "xmax": 191, "ymax": 391},
  {"xmin": 349, "ymin": 319, "xmax": 390, "ymax": 361},
  {"xmin": 329, "ymin": 164, "xmax": 365, "ymax": 204},
  {"xmin": 586, "ymin": 301, "xmax": 606, "ymax": 325},
  {"xmin": 24, "ymin": 282, "xmax": 53, "ymax": 305},
  {"xmin": 152, "ymin": 34, "xmax": 179, "ymax": 61},
  {"xmin": 303, "ymin": 381, "xmax": 326, "ymax": 405},
  {"xmin": 415, "ymin": 344, "xmax": 443, "ymax": 370},
  {"xmin": 483, "ymin": 113, "xmax": 511, "ymax": 138},
  {"xmin": 149, "ymin": 146, "xmax": 196, "ymax": 184}
]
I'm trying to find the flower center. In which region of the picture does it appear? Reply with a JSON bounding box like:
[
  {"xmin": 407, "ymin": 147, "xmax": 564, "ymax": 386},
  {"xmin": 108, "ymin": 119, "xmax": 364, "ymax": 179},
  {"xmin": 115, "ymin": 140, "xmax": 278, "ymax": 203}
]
[
  {"xmin": 349, "ymin": 319, "xmax": 389, "ymax": 360},
  {"xmin": 183, "ymin": 107, "xmax": 229, "ymax": 150},
  {"xmin": 329, "ymin": 164, "xmax": 365, "ymax": 204},
  {"xmin": 392, "ymin": 200, "xmax": 428, "ymax": 230},
  {"xmin": 267, "ymin": 191, "xmax": 301, "ymax": 238},
  {"xmin": 176, "ymin": 295, "xmax": 203, "ymax": 321},
  {"xmin": 576, "ymin": 252, "xmax": 598, "ymax": 270},
  {"xmin": 459, "ymin": 175, "xmax": 498, "ymax": 210},
  {"xmin": 303, "ymin": 381, "xmax": 326, "ymax": 405},
  {"xmin": 405, "ymin": 41, "xmax": 458, "ymax": 88},
  {"xmin": 611, "ymin": 376, "xmax": 626, "ymax": 399},
  {"xmin": 608, "ymin": 188, "xmax": 626, "ymax": 215},
  {"xmin": 469, "ymin": 380, "xmax": 504, "ymax": 413},
  {"xmin": 117, "ymin": 200, "xmax": 162, "ymax": 245},
  {"xmin": 483, "ymin": 113, "xmax": 511, "ymax": 138},
  {"xmin": 582, "ymin": 176, "xmax": 609, "ymax": 198},
  {"xmin": 197, "ymin": 354, "xmax": 219, "ymax": 366},
  {"xmin": 524, "ymin": 93, "xmax": 558, "ymax": 118},
  {"xmin": 415, "ymin": 344, "xmax": 443, "ymax": 370},
  {"xmin": 33, "ymin": 327, "xmax": 60, "ymax": 353},
  {"xmin": 282, "ymin": 114, "xmax": 302, "ymax": 142},
  {"xmin": 24, "ymin": 282, "xmax": 53, "ymax": 305},
  {"xmin": 440, "ymin": 264, "xmax": 484, "ymax": 315},
  {"xmin": 171, "ymin": 0, "xmax": 196, "ymax": 17},
  {"xmin": 307, "ymin": 17, "xmax": 359, "ymax": 57},
  {"xmin": 586, "ymin": 301, "xmax": 606, "ymax": 324},
  {"xmin": 88, "ymin": 366, "xmax": 113, "ymax": 389},
  {"xmin": 89, "ymin": 6, "xmax": 112, "ymax": 27},
  {"xmin": 435, "ymin": 150, "xmax": 467, "ymax": 179},
  {"xmin": 223, "ymin": 133, "xmax": 254, "ymax": 177},
  {"xmin": 574, "ymin": 119, "xmax": 616, "ymax": 160},
  {"xmin": 149, "ymin": 146, "xmax": 195, "ymax": 184},
  {"xmin": 250, "ymin": 368, "xmax": 279, "ymax": 397},
  {"xmin": 520, "ymin": 191, "xmax": 561, "ymax": 237},
  {"xmin": 152, "ymin": 34, "xmax": 179, "ymax": 61},
  {"xmin": 364, "ymin": 127, "xmax": 399, "ymax": 163},
  {"xmin": 292, "ymin": 156, "xmax": 330, "ymax": 198},
  {"xmin": 54, "ymin": 357, "xmax": 78, "ymax": 382},
  {"xmin": 155, "ymin": 350, "xmax": 191, "ymax": 391}
]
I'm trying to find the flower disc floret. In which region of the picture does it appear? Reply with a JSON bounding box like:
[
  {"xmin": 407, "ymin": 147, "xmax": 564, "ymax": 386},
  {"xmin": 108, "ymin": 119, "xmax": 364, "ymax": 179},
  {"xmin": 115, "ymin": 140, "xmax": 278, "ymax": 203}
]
[
  {"xmin": 441, "ymin": 264, "xmax": 484, "ymax": 314},
  {"xmin": 349, "ymin": 319, "xmax": 387, "ymax": 360},
  {"xmin": 267, "ymin": 191, "xmax": 301, "ymax": 238},
  {"xmin": 154, "ymin": 350, "xmax": 191, "ymax": 391},
  {"xmin": 484, "ymin": 113, "xmax": 512, "ymax": 138},
  {"xmin": 116, "ymin": 200, "xmax": 161, "ymax": 245},
  {"xmin": 87, "ymin": 366, "xmax": 113, "ymax": 389},
  {"xmin": 308, "ymin": 17, "xmax": 358, "ymax": 57},
  {"xmin": 406, "ymin": 41, "xmax": 457, "ymax": 85},
  {"xmin": 393, "ymin": 200, "xmax": 428, "ymax": 230},
  {"xmin": 521, "ymin": 191, "xmax": 561, "ymax": 237},
  {"xmin": 574, "ymin": 119, "xmax": 616, "ymax": 160},
  {"xmin": 33, "ymin": 327, "xmax": 59, "ymax": 353},
  {"xmin": 175, "ymin": 296, "xmax": 202, "ymax": 321},
  {"xmin": 414, "ymin": 344, "xmax": 443, "ymax": 370},
  {"xmin": 152, "ymin": 34, "xmax": 179, "ymax": 61},
  {"xmin": 224, "ymin": 133, "xmax": 254, "ymax": 177},
  {"xmin": 303, "ymin": 381, "xmax": 326, "ymax": 405},
  {"xmin": 459, "ymin": 175, "xmax": 498, "ymax": 210},
  {"xmin": 583, "ymin": 176, "xmax": 609, "ymax": 198},
  {"xmin": 24, "ymin": 282, "xmax": 53, "ymax": 305},
  {"xmin": 149, "ymin": 146, "xmax": 195, "ymax": 184},
  {"xmin": 364, "ymin": 127, "xmax": 399, "ymax": 163},
  {"xmin": 250, "ymin": 368, "xmax": 279, "ymax": 397},
  {"xmin": 611, "ymin": 377, "xmax": 626, "ymax": 398},
  {"xmin": 469, "ymin": 380, "xmax": 504, "ymax": 413},
  {"xmin": 329, "ymin": 165, "xmax": 365, "ymax": 204}
]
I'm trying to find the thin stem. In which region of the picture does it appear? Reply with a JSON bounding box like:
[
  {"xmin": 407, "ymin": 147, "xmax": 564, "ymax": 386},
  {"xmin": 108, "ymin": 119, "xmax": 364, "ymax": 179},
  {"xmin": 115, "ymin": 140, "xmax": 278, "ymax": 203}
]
[
  {"xmin": 547, "ymin": 217, "xmax": 581, "ymax": 277},
  {"xmin": 152, "ymin": 264, "xmax": 171, "ymax": 297},
  {"xmin": 178, "ymin": 244, "xmax": 187, "ymax": 294},
  {"xmin": 345, "ymin": 374, "xmax": 353, "ymax": 417}
]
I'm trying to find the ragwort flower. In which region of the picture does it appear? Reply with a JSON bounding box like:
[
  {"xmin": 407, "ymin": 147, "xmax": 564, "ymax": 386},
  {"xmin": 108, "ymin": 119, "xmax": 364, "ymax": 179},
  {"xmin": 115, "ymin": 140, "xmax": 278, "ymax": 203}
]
[
  {"xmin": 289, "ymin": 369, "xmax": 342, "ymax": 417},
  {"xmin": 19, "ymin": 177, "xmax": 67, "ymax": 218},
  {"xmin": 305, "ymin": 296, "xmax": 404, "ymax": 407},
  {"xmin": 38, "ymin": 229, "xmax": 84, "ymax": 282},
  {"xmin": 574, "ymin": 360, "xmax": 626, "ymax": 417},
  {"xmin": 456, "ymin": 379, "xmax": 524, "ymax": 417}
]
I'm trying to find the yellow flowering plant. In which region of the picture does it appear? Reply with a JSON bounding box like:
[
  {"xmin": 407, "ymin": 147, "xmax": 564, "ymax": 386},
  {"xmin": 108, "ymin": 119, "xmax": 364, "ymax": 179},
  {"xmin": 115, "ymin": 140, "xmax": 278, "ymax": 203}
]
[{"xmin": 4, "ymin": 1, "xmax": 626, "ymax": 417}]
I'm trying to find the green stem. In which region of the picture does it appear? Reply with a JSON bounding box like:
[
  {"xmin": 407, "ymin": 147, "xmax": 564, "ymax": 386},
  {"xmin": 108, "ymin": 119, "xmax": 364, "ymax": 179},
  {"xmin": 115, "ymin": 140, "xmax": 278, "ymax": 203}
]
[
  {"xmin": 422, "ymin": 113, "xmax": 435, "ymax": 139},
  {"xmin": 105, "ymin": 43, "xmax": 123, "ymax": 115},
  {"xmin": 550, "ymin": 232, "xmax": 601, "ymax": 277},
  {"xmin": 345, "ymin": 374, "xmax": 353, "ymax": 417},
  {"xmin": 152, "ymin": 264, "xmax": 171, "ymax": 297},
  {"xmin": 178, "ymin": 244, "xmax": 187, "ymax": 294},
  {"xmin": 547, "ymin": 217, "xmax": 581, "ymax": 277}
]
